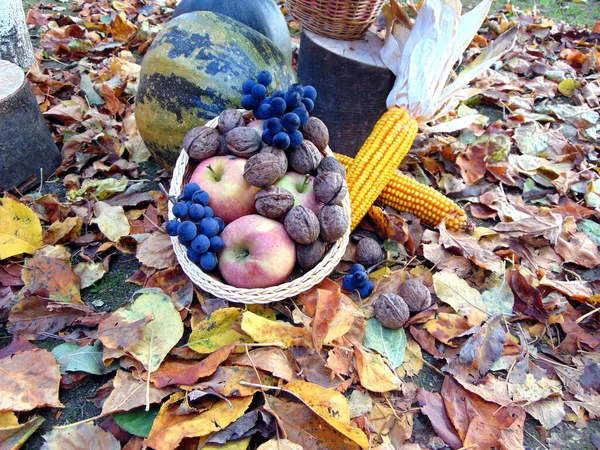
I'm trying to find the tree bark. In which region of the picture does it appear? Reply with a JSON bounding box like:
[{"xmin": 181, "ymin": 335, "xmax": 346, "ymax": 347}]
[
  {"xmin": 298, "ymin": 29, "xmax": 395, "ymax": 158},
  {"xmin": 0, "ymin": 60, "xmax": 61, "ymax": 192},
  {"xmin": 0, "ymin": 0, "xmax": 36, "ymax": 69}
]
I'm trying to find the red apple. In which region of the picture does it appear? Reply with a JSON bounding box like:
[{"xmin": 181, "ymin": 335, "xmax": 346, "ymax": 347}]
[
  {"xmin": 218, "ymin": 214, "xmax": 296, "ymax": 288},
  {"xmin": 190, "ymin": 155, "xmax": 259, "ymax": 224},
  {"xmin": 274, "ymin": 172, "xmax": 324, "ymax": 215}
]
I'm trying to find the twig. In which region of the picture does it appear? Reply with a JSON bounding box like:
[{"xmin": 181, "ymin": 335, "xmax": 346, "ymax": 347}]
[
  {"xmin": 145, "ymin": 330, "xmax": 154, "ymax": 411},
  {"xmin": 575, "ymin": 305, "xmax": 600, "ymax": 324}
]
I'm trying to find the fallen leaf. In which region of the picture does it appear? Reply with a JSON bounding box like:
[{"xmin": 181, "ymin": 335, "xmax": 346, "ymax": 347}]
[
  {"xmin": 112, "ymin": 406, "xmax": 160, "ymax": 438},
  {"xmin": 417, "ymin": 388, "xmax": 462, "ymax": 450},
  {"xmin": 257, "ymin": 439, "xmax": 302, "ymax": 450},
  {"xmin": 192, "ymin": 366, "xmax": 277, "ymax": 396},
  {"xmin": 482, "ymin": 277, "xmax": 514, "ymax": 316},
  {"xmin": 73, "ymin": 262, "xmax": 106, "ymax": 289},
  {"xmin": 187, "ymin": 308, "xmax": 252, "ymax": 353},
  {"xmin": 539, "ymin": 276, "xmax": 593, "ymax": 302},
  {"xmin": 311, "ymin": 283, "xmax": 341, "ymax": 351},
  {"xmin": 494, "ymin": 212, "xmax": 563, "ymax": 243},
  {"xmin": 523, "ymin": 397, "xmax": 565, "ymax": 429},
  {"xmin": 432, "ymin": 272, "xmax": 488, "ymax": 325},
  {"xmin": 555, "ymin": 231, "xmax": 600, "ymax": 269},
  {"xmin": 423, "ymin": 313, "xmax": 474, "ymax": 345},
  {"xmin": 144, "ymin": 392, "xmax": 252, "ymax": 450},
  {"xmin": 0, "ymin": 198, "xmax": 43, "ymax": 259},
  {"xmin": 241, "ymin": 311, "xmax": 312, "ymax": 348},
  {"xmin": 348, "ymin": 390, "xmax": 373, "ymax": 418},
  {"xmin": 43, "ymin": 217, "xmax": 83, "ymax": 245},
  {"xmin": 397, "ymin": 337, "xmax": 423, "ymax": 377},
  {"xmin": 364, "ymin": 318, "xmax": 407, "ymax": 369},
  {"xmin": 111, "ymin": 12, "xmax": 137, "ymax": 42},
  {"xmin": 231, "ymin": 347, "xmax": 296, "ymax": 382},
  {"xmin": 92, "ymin": 201, "xmax": 130, "ymax": 242},
  {"xmin": 354, "ymin": 345, "xmax": 401, "ymax": 393},
  {"xmin": 367, "ymin": 397, "xmax": 413, "ymax": 447},
  {"xmin": 0, "ymin": 348, "xmax": 63, "ymax": 411},
  {"xmin": 136, "ymin": 231, "xmax": 178, "ymax": 270},
  {"xmin": 41, "ymin": 422, "xmax": 120, "ymax": 450},
  {"xmin": 438, "ymin": 224, "xmax": 503, "ymax": 274},
  {"xmin": 0, "ymin": 414, "xmax": 44, "ymax": 450},
  {"xmin": 457, "ymin": 143, "xmax": 488, "ymax": 185},
  {"xmin": 558, "ymin": 78, "xmax": 580, "ymax": 96},
  {"xmin": 507, "ymin": 270, "xmax": 547, "ymax": 322},
  {"xmin": 97, "ymin": 310, "xmax": 153, "ymax": 350},
  {"xmin": 367, "ymin": 206, "xmax": 411, "ymax": 244},
  {"xmin": 290, "ymin": 346, "xmax": 344, "ymax": 389},
  {"xmin": 52, "ymin": 340, "xmax": 116, "ymax": 375},
  {"xmin": 203, "ymin": 410, "xmax": 273, "ymax": 445}
]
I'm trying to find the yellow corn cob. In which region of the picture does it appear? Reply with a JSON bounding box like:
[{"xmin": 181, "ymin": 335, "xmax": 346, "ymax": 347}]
[
  {"xmin": 345, "ymin": 107, "xmax": 418, "ymax": 229},
  {"xmin": 335, "ymin": 152, "xmax": 468, "ymax": 230}
]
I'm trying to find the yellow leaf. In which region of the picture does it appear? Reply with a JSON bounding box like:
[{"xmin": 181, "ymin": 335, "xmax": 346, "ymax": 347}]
[
  {"xmin": 0, "ymin": 415, "xmax": 45, "ymax": 450},
  {"xmin": 0, "ymin": 412, "xmax": 18, "ymax": 428},
  {"xmin": 145, "ymin": 392, "xmax": 252, "ymax": 450},
  {"xmin": 240, "ymin": 311, "xmax": 312, "ymax": 348},
  {"xmin": 558, "ymin": 78, "xmax": 580, "ymax": 97},
  {"xmin": 369, "ymin": 266, "xmax": 392, "ymax": 281},
  {"xmin": 432, "ymin": 272, "xmax": 488, "ymax": 325},
  {"xmin": 257, "ymin": 439, "xmax": 303, "ymax": 450},
  {"xmin": 0, "ymin": 197, "xmax": 43, "ymax": 259},
  {"xmin": 187, "ymin": 308, "xmax": 252, "ymax": 353},
  {"xmin": 397, "ymin": 338, "xmax": 423, "ymax": 377},
  {"xmin": 355, "ymin": 346, "xmax": 401, "ymax": 393},
  {"xmin": 284, "ymin": 381, "xmax": 370, "ymax": 449},
  {"xmin": 203, "ymin": 437, "xmax": 251, "ymax": 450},
  {"xmin": 247, "ymin": 304, "xmax": 277, "ymax": 320},
  {"xmin": 92, "ymin": 201, "xmax": 130, "ymax": 242},
  {"xmin": 423, "ymin": 312, "xmax": 474, "ymax": 345}
]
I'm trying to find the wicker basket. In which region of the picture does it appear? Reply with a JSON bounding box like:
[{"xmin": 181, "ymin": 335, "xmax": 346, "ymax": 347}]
[
  {"xmin": 168, "ymin": 115, "xmax": 351, "ymax": 304},
  {"xmin": 285, "ymin": 0, "xmax": 385, "ymax": 41}
]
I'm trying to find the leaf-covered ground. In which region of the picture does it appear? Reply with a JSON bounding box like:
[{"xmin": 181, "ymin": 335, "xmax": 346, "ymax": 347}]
[{"xmin": 1, "ymin": 1, "xmax": 600, "ymax": 449}]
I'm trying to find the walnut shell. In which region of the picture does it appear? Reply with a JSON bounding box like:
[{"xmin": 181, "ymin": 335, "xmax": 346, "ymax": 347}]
[
  {"xmin": 317, "ymin": 156, "xmax": 346, "ymax": 178},
  {"xmin": 288, "ymin": 141, "xmax": 323, "ymax": 174},
  {"xmin": 318, "ymin": 204, "xmax": 348, "ymax": 243},
  {"xmin": 226, "ymin": 127, "xmax": 262, "ymax": 158},
  {"xmin": 397, "ymin": 279, "xmax": 432, "ymax": 312},
  {"xmin": 302, "ymin": 117, "xmax": 329, "ymax": 154},
  {"xmin": 373, "ymin": 293, "xmax": 410, "ymax": 329},
  {"xmin": 297, "ymin": 238, "xmax": 328, "ymax": 269},
  {"xmin": 218, "ymin": 109, "xmax": 244, "ymax": 134},
  {"xmin": 255, "ymin": 186, "xmax": 295, "ymax": 219},
  {"xmin": 243, "ymin": 153, "xmax": 281, "ymax": 188},
  {"xmin": 183, "ymin": 126, "xmax": 220, "ymax": 161},
  {"xmin": 355, "ymin": 237, "xmax": 384, "ymax": 266},
  {"xmin": 314, "ymin": 171, "xmax": 347, "ymax": 205},
  {"xmin": 261, "ymin": 146, "xmax": 288, "ymax": 179},
  {"xmin": 284, "ymin": 205, "xmax": 320, "ymax": 244}
]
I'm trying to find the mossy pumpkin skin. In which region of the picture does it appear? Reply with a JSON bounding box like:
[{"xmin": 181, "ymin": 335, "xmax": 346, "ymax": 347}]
[{"xmin": 135, "ymin": 11, "xmax": 296, "ymax": 171}]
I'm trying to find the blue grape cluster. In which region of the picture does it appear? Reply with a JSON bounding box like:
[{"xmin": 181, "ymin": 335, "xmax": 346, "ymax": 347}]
[
  {"xmin": 164, "ymin": 182, "xmax": 225, "ymax": 272},
  {"xmin": 240, "ymin": 70, "xmax": 317, "ymax": 151},
  {"xmin": 342, "ymin": 264, "xmax": 375, "ymax": 298}
]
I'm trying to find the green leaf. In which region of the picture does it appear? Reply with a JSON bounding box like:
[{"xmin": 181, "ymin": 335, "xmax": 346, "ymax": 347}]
[
  {"xmin": 80, "ymin": 74, "xmax": 104, "ymax": 105},
  {"xmin": 482, "ymin": 280, "xmax": 514, "ymax": 316},
  {"xmin": 364, "ymin": 318, "xmax": 407, "ymax": 369},
  {"xmin": 52, "ymin": 341, "xmax": 117, "ymax": 375},
  {"xmin": 112, "ymin": 406, "xmax": 160, "ymax": 438},
  {"xmin": 578, "ymin": 219, "xmax": 600, "ymax": 246}
]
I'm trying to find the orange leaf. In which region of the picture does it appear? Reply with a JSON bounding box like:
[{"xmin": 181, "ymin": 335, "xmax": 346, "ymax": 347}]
[
  {"xmin": 354, "ymin": 346, "xmax": 401, "ymax": 393},
  {"xmin": 456, "ymin": 143, "xmax": 488, "ymax": 185},
  {"xmin": 367, "ymin": 206, "xmax": 410, "ymax": 244}
]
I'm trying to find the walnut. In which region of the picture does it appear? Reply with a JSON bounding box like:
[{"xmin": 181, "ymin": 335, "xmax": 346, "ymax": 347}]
[
  {"xmin": 243, "ymin": 153, "xmax": 281, "ymax": 188},
  {"xmin": 255, "ymin": 186, "xmax": 295, "ymax": 219},
  {"xmin": 302, "ymin": 117, "xmax": 329, "ymax": 154},
  {"xmin": 313, "ymin": 171, "xmax": 347, "ymax": 205},
  {"xmin": 355, "ymin": 237, "xmax": 384, "ymax": 266},
  {"xmin": 288, "ymin": 141, "xmax": 323, "ymax": 174},
  {"xmin": 216, "ymin": 135, "xmax": 229, "ymax": 156},
  {"xmin": 284, "ymin": 206, "xmax": 320, "ymax": 244},
  {"xmin": 261, "ymin": 146, "xmax": 288, "ymax": 179},
  {"xmin": 318, "ymin": 204, "xmax": 348, "ymax": 243},
  {"xmin": 226, "ymin": 127, "xmax": 262, "ymax": 157},
  {"xmin": 218, "ymin": 109, "xmax": 244, "ymax": 134},
  {"xmin": 296, "ymin": 238, "xmax": 328, "ymax": 270},
  {"xmin": 397, "ymin": 279, "xmax": 432, "ymax": 312},
  {"xmin": 373, "ymin": 293, "xmax": 410, "ymax": 329},
  {"xmin": 183, "ymin": 126, "xmax": 220, "ymax": 161},
  {"xmin": 317, "ymin": 156, "xmax": 346, "ymax": 178}
]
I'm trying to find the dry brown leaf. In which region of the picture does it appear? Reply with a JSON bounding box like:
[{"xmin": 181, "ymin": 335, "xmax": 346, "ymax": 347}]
[
  {"xmin": 539, "ymin": 276, "xmax": 593, "ymax": 302},
  {"xmin": 555, "ymin": 231, "xmax": 600, "ymax": 269},
  {"xmin": 457, "ymin": 143, "xmax": 488, "ymax": 185},
  {"xmin": 136, "ymin": 231, "xmax": 178, "ymax": 270},
  {"xmin": 41, "ymin": 422, "xmax": 120, "ymax": 450},
  {"xmin": 191, "ymin": 366, "xmax": 277, "ymax": 397},
  {"xmin": 367, "ymin": 206, "xmax": 411, "ymax": 245},
  {"xmin": 43, "ymin": 217, "xmax": 83, "ymax": 245},
  {"xmin": 96, "ymin": 310, "xmax": 153, "ymax": 350},
  {"xmin": 438, "ymin": 223, "xmax": 503, "ymax": 274},
  {"xmin": 231, "ymin": 347, "xmax": 296, "ymax": 382},
  {"xmin": 0, "ymin": 348, "xmax": 63, "ymax": 411},
  {"xmin": 417, "ymin": 388, "xmax": 462, "ymax": 450}
]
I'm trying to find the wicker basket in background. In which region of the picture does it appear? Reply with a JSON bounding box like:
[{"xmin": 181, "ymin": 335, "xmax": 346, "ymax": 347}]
[
  {"xmin": 168, "ymin": 114, "xmax": 351, "ymax": 304},
  {"xmin": 285, "ymin": 0, "xmax": 386, "ymax": 41}
]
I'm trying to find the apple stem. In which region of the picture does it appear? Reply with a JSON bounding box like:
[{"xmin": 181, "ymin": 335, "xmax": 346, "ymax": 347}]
[
  {"xmin": 207, "ymin": 164, "xmax": 220, "ymax": 181},
  {"xmin": 299, "ymin": 174, "xmax": 310, "ymax": 193},
  {"xmin": 235, "ymin": 249, "xmax": 250, "ymax": 261}
]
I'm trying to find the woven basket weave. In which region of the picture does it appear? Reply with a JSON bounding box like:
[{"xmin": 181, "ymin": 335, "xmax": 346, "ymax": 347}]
[
  {"xmin": 285, "ymin": 0, "xmax": 385, "ymax": 41},
  {"xmin": 169, "ymin": 115, "xmax": 351, "ymax": 304}
]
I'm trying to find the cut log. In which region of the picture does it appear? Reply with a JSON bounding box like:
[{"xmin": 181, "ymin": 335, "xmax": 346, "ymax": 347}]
[
  {"xmin": 0, "ymin": 0, "xmax": 36, "ymax": 69},
  {"xmin": 0, "ymin": 60, "xmax": 61, "ymax": 191},
  {"xmin": 298, "ymin": 29, "xmax": 395, "ymax": 158}
]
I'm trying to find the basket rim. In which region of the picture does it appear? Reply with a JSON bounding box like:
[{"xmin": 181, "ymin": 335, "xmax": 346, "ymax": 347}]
[{"xmin": 169, "ymin": 113, "xmax": 351, "ymax": 304}]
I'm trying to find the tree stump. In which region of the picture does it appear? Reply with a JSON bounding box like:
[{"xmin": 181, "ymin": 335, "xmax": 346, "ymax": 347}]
[
  {"xmin": 0, "ymin": 0, "xmax": 36, "ymax": 68},
  {"xmin": 0, "ymin": 60, "xmax": 61, "ymax": 191},
  {"xmin": 298, "ymin": 29, "xmax": 395, "ymax": 158}
]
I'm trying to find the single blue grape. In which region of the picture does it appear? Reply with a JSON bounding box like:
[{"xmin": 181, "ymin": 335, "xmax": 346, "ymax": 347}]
[
  {"xmin": 214, "ymin": 217, "xmax": 225, "ymax": 232},
  {"xmin": 242, "ymin": 94, "xmax": 258, "ymax": 110},
  {"xmin": 200, "ymin": 217, "xmax": 219, "ymax": 238},
  {"xmin": 294, "ymin": 108, "xmax": 309, "ymax": 126},
  {"xmin": 282, "ymin": 113, "xmax": 301, "ymax": 132},
  {"xmin": 172, "ymin": 202, "xmax": 188, "ymax": 219},
  {"xmin": 191, "ymin": 234, "xmax": 210, "ymax": 254},
  {"xmin": 209, "ymin": 236, "xmax": 225, "ymax": 253},
  {"xmin": 349, "ymin": 263, "xmax": 366, "ymax": 274},
  {"xmin": 261, "ymin": 97, "xmax": 273, "ymax": 105},
  {"xmin": 267, "ymin": 118, "xmax": 283, "ymax": 134},
  {"xmin": 284, "ymin": 91, "xmax": 302, "ymax": 108},
  {"xmin": 187, "ymin": 248, "xmax": 202, "ymax": 263},
  {"xmin": 192, "ymin": 190, "xmax": 210, "ymax": 206},
  {"xmin": 165, "ymin": 220, "xmax": 180, "ymax": 236},
  {"xmin": 289, "ymin": 130, "xmax": 303, "ymax": 147},
  {"xmin": 188, "ymin": 204, "xmax": 205, "ymax": 221},
  {"xmin": 288, "ymin": 84, "xmax": 304, "ymax": 95},
  {"xmin": 262, "ymin": 130, "xmax": 274, "ymax": 145},
  {"xmin": 353, "ymin": 271, "xmax": 368, "ymax": 288},
  {"xmin": 178, "ymin": 221, "xmax": 197, "ymax": 241},
  {"xmin": 242, "ymin": 80, "xmax": 256, "ymax": 95},
  {"xmin": 357, "ymin": 280, "xmax": 375, "ymax": 298},
  {"xmin": 178, "ymin": 235, "xmax": 191, "ymax": 247},
  {"xmin": 303, "ymin": 85, "xmax": 317, "ymax": 100},
  {"xmin": 183, "ymin": 182, "xmax": 201, "ymax": 200},
  {"xmin": 270, "ymin": 97, "xmax": 286, "ymax": 116},
  {"xmin": 203, "ymin": 206, "xmax": 214, "ymax": 218},
  {"xmin": 252, "ymin": 83, "xmax": 267, "ymax": 100},
  {"xmin": 200, "ymin": 252, "xmax": 218, "ymax": 271},
  {"xmin": 255, "ymin": 103, "xmax": 272, "ymax": 120},
  {"xmin": 273, "ymin": 132, "xmax": 291, "ymax": 150},
  {"xmin": 343, "ymin": 274, "xmax": 356, "ymax": 292},
  {"xmin": 302, "ymin": 98, "xmax": 314, "ymax": 112},
  {"xmin": 271, "ymin": 89, "xmax": 285, "ymax": 98},
  {"xmin": 257, "ymin": 70, "xmax": 273, "ymax": 86}
]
